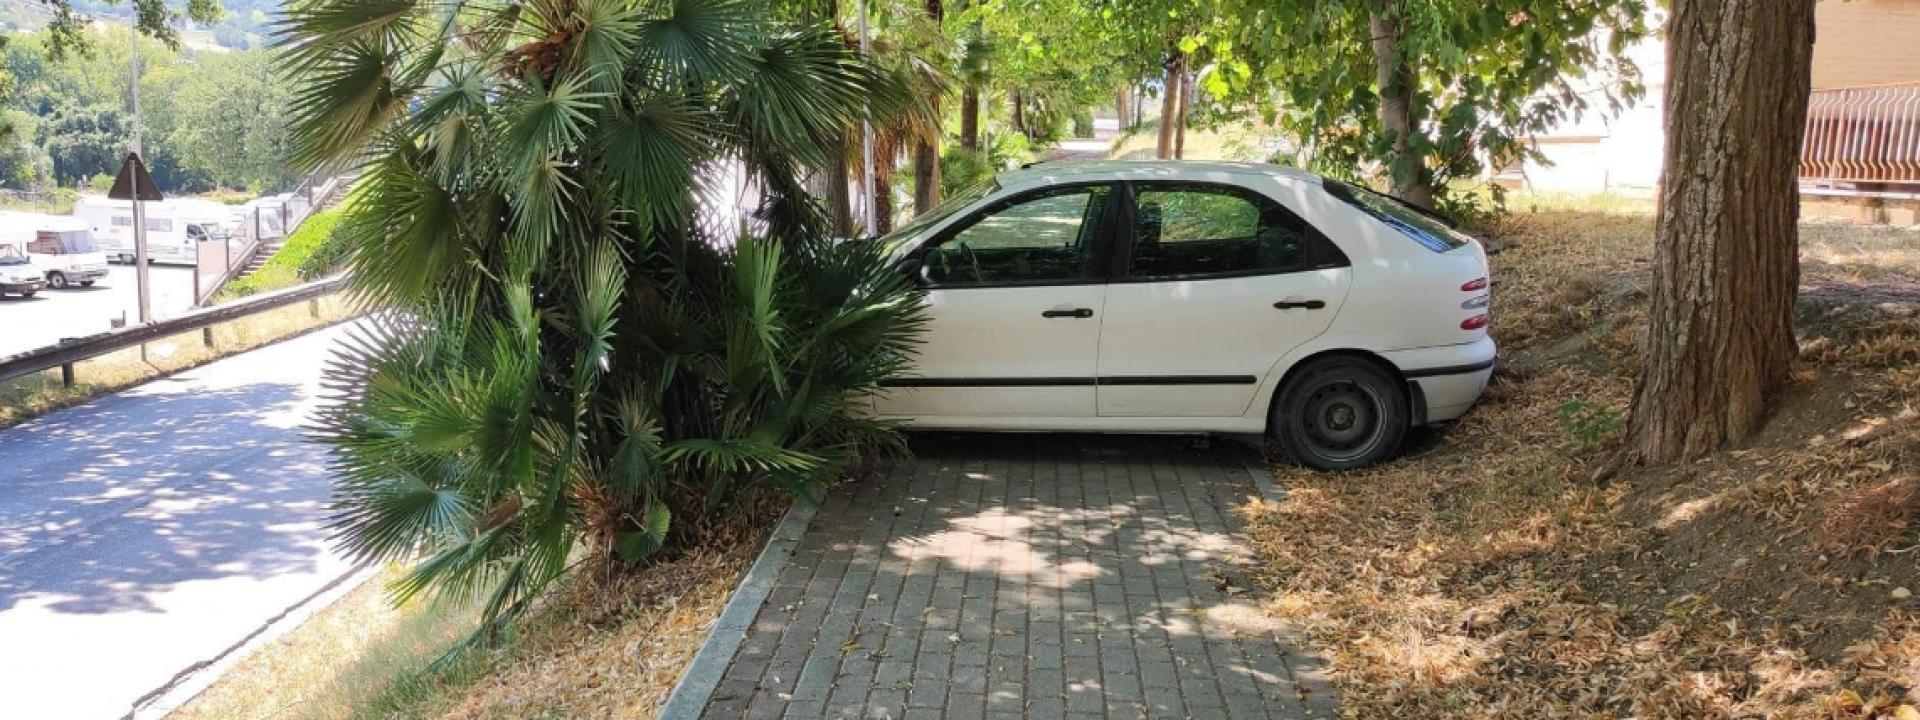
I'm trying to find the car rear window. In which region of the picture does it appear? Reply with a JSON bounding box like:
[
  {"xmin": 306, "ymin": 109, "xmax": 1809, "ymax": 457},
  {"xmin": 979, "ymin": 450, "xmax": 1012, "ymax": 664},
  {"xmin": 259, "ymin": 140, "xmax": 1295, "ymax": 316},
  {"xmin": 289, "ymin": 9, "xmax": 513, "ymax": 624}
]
[{"xmin": 1322, "ymin": 179, "xmax": 1471, "ymax": 253}]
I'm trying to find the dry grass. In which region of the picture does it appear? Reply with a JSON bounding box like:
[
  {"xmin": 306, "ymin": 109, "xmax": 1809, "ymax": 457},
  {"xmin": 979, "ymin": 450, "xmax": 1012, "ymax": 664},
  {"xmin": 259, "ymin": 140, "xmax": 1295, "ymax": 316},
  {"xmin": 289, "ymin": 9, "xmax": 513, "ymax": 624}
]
[
  {"xmin": 1242, "ymin": 201, "xmax": 1920, "ymax": 718},
  {"xmin": 0, "ymin": 295, "xmax": 358, "ymax": 428},
  {"xmin": 172, "ymin": 494, "xmax": 782, "ymax": 720}
]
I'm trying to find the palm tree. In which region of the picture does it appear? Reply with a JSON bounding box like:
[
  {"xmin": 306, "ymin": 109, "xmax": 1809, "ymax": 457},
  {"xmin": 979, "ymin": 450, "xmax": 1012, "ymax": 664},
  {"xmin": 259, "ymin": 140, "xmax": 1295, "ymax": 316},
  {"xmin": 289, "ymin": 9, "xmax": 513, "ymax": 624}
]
[{"xmin": 280, "ymin": 0, "xmax": 926, "ymax": 646}]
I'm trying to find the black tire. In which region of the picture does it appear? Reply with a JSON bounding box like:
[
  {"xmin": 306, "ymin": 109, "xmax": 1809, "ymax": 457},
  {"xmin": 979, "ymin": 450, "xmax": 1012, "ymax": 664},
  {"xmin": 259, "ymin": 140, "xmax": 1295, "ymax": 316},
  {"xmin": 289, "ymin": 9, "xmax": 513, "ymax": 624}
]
[
  {"xmin": 47, "ymin": 272, "xmax": 67, "ymax": 289},
  {"xmin": 80, "ymin": 280, "xmax": 95, "ymax": 287},
  {"xmin": 1269, "ymin": 356, "xmax": 1409, "ymax": 471}
]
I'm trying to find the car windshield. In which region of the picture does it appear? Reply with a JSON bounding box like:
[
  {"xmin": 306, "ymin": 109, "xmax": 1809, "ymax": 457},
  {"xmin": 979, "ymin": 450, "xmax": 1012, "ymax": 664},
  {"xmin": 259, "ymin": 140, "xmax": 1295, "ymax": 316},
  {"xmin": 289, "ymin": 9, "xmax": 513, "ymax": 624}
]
[
  {"xmin": 56, "ymin": 231, "xmax": 98, "ymax": 253},
  {"xmin": 0, "ymin": 244, "xmax": 25, "ymax": 264},
  {"xmin": 1322, "ymin": 178, "xmax": 1472, "ymax": 253},
  {"xmin": 875, "ymin": 177, "xmax": 999, "ymax": 253}
]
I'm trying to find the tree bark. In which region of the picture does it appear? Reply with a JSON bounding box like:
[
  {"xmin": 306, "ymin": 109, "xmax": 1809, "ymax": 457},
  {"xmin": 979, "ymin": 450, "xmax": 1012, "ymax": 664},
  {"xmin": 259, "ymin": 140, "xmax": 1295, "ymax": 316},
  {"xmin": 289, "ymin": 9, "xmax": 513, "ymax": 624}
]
[
  {"xmin": 1115, "ymin": 85, "xmax": 1130, "ymax": 129},
  {"xmin": 871, "ymin": 134, "xmax": 897, "ymax": 235},
  {"xmin": 1368, "ymin": 2, "xmax": 1436, "ymax": 209},
  {"xmin": 1174, "ymin": 70, "xmax": 1191, "ymax": 159},
  {"xmin": 909, "ymin": 0, "xmax": 943, "ymax": 215},
  {"xmin": 1156, "ymin": 50, "xmax": 1183, "ymax": 159},
  {"xmin": 823, "ymin": 137, "xmax": 854, "ymax": 238},
  {"xmin": 960, "ymin": 84, "xmax": 980, "ymax": 151},
  {"xmin": 1010, "ymin": 89, "xmax": 1025, "ymax": 138},
  {"xmin": 1626, "ymin": 0, "xmax": 1815, "ymax": 463}
]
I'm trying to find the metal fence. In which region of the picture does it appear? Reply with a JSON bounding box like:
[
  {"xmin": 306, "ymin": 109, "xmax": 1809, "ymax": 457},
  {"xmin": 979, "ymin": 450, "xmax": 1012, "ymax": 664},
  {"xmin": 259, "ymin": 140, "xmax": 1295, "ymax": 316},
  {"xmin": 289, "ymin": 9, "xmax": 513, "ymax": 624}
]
[
  {"xmin": 193, "ymin": 174, "xmax": 347, "ymax": 305},
  {"xmin": 1801, "ymin": 81, "xmax": 1920, "ymax": 188}
]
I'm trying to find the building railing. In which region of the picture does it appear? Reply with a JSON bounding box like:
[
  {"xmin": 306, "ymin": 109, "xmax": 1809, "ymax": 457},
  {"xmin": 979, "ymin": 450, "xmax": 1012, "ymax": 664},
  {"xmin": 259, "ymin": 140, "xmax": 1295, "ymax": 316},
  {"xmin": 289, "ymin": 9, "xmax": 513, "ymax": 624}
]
[{"xmin": 1801, "ymin": 81, "xmax": 1920, "ymax": 188}]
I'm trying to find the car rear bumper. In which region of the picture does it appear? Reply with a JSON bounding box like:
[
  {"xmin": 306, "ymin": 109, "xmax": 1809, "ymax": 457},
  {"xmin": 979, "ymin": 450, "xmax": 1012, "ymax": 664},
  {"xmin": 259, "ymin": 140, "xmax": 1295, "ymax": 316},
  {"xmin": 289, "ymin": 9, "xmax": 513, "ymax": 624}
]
[{"xmin": 1381, "ymin": 337, "xmax": 1497, "ymax": 424}]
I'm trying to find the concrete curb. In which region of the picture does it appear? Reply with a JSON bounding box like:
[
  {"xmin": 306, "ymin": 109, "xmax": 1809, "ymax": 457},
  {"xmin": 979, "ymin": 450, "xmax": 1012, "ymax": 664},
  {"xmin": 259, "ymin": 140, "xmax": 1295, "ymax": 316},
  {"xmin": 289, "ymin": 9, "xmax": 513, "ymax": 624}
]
[
  {"xmin": 1240, "ymin": 445, "xmax": 1288, "ymax": 502},
  {"xmin": 657, "ymin": 496, "xmax": 820, "ymax": 718},
  {"xmin": 127, "ymin": 562, "xmax": 380, "ymax": 720}
]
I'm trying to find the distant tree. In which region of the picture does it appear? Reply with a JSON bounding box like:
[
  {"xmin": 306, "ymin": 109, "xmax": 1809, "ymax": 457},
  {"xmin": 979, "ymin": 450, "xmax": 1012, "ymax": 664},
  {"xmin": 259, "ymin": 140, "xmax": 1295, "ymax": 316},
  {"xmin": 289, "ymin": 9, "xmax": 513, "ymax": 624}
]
[
  {"xmin": 41, "ymin": 104, "xmax": 125, "ymax": 185},
  {"xmin": 33, "ymin": 0, "xmax": 222, "ymax": 58},
  {"xmin": 1214, "ymin": 0, "xmax": 1651, "ymax": 210},
  {"xmin": 1625, "ymin": 0, "xmax": 1816, "ymax": 462}
]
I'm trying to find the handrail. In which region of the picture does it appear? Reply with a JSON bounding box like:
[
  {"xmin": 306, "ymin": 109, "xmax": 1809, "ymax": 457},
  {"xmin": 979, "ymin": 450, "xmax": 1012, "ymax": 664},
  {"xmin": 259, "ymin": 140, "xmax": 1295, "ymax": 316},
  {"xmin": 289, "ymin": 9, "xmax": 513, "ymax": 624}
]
[
  {"xmin": 0, "ymin": 275, "xmax": 350, "ymax": 385},
  {"xmin": 194, "ymin": 174, "xmax": 351, "ymax": 305}
]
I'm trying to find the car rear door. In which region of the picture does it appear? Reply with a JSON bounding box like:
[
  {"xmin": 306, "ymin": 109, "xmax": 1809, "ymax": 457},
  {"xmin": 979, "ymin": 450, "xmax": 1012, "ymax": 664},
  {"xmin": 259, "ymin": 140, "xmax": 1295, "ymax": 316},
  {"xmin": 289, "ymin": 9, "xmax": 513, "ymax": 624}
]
[
  {"xmin": 874, "ymin": 183, "xmax": 1119, "ymax": 420},
  {"xmin": 1096, "ymin": 180, "xmax": 1353, "ymax": 417}
]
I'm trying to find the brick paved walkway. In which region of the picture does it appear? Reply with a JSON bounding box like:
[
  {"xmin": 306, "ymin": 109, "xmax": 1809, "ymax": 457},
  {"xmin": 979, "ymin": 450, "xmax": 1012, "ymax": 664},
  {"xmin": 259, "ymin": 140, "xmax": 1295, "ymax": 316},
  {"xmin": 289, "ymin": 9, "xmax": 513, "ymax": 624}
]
[{"xmin": 699, "ymin": 434, "xmax": 1335, "ymax": 719}]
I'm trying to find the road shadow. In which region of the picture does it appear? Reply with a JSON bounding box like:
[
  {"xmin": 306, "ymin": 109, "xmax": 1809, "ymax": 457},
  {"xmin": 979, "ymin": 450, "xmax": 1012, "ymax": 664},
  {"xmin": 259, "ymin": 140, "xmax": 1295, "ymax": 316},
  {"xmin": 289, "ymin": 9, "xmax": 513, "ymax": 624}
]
[{"xmin": 0, "ymin": 380, "xmax": 334, "ymax": 615}]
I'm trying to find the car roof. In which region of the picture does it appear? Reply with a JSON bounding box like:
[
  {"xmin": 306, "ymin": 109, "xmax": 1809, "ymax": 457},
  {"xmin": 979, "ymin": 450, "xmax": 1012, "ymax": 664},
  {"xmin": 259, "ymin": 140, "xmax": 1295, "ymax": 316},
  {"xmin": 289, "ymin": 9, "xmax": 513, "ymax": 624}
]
[{"xmin": 995, "ymin": 160, "xmax": 1327, "ymax": 189}]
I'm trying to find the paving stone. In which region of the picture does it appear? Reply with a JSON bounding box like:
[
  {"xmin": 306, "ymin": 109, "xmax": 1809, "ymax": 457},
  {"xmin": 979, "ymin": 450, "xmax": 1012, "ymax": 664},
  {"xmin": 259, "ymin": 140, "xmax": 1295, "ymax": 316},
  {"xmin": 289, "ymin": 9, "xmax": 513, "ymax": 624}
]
[{"xmin": 698, "ymin": 435, "xmax": 1330, "ymax": 718}]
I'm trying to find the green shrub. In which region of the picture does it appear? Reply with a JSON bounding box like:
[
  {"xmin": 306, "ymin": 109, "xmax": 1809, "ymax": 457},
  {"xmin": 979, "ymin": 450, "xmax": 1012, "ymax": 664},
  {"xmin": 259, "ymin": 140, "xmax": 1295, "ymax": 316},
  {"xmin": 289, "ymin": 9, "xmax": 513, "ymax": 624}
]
[
  {"xmin": 281, "ymin": 0, "xmax": 929, "ymax": 652},
  {"xmin": 221, "ymin": 207, "xmax": 344, "ymax": 297}
]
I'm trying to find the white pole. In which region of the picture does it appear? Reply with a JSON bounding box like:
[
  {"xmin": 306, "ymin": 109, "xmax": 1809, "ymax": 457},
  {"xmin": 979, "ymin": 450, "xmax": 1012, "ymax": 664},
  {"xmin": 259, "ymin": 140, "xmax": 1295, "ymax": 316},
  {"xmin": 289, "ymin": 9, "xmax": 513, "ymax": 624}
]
[
  {"xmin": 130, "ymin": 25, "xmax": 150, "ymax": 327},
  {"xmin": 858, "ymin": 0, "xmax": 876, "ymax": 234}
]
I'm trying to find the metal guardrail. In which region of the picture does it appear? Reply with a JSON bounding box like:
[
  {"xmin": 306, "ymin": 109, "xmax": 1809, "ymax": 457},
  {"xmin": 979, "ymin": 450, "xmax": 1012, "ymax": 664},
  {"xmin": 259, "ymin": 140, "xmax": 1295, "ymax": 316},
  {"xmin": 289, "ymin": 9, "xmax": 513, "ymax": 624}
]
[
  {"xmin": 1802, "ymin": 81, "xmax": 1920, "ymax": 187},
  {"xmin": 0, "ymin": 275, "xmax": 349, "ymax": 386}
]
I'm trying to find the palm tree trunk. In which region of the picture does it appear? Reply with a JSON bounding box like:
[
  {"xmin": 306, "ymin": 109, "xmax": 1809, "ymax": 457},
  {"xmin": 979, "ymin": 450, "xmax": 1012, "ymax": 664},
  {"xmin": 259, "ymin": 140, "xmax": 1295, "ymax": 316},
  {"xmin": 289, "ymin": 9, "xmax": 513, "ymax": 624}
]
[
  {"xmin": 909, "ymin": 0, "xmax": 943, "ymax": 215},
  {"xmin": 960, "ymin": 84, "xmax": 980, "ymax": 151},
  {"xmin": 822, "ymin": 136, "xmax": 854, "ymax": 237},
  {"xmin": 1625, "ymin": 0, "xmax": 1815, "ymax": 463}
]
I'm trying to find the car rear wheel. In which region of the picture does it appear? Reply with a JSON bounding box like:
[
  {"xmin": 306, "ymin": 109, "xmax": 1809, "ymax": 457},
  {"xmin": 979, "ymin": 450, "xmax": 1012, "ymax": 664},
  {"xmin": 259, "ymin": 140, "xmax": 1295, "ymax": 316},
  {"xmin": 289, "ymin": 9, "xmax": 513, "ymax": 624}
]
[
  {"xmin": 1270, "ymin": 356, "xmax": 1408, "ymax": 471},
  {"xmin": 47, "ymin": 272, "xmax": 67, "ymax": 289}
]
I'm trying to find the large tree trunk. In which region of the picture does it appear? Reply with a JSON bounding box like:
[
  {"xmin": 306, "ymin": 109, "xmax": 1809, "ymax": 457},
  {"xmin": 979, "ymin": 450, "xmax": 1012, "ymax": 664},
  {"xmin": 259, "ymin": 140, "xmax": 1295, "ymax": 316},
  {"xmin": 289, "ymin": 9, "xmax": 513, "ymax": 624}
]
[
  {"xmin": 1625, "ymin": 0, "xmax": 1815, "ymax": 463},
  {"xmin": 909, "ymin": 0, "xmax": 943, "ymax": 215},
  {"xmin": 822, "ymin": 137, "xmax": 854, "ymax": 237},
  {"xmin": 1156, "ymin": 50, "xmax": 1183, "ymax": 159},
  {"xmin": 1174, "ymin": 70, "xmax": 1191, "ymax": 159},
  {"xmin": 1368, "ymin": 3, "xmax": 1436, "ymax": 209},
  {"xmin": 1115, "ymin": 85, "xmax": 1130, "ymax": 129},
  {"xmin": 960, "ymin": 84, "xmax": 980, "ymax": 151},
  {"xmin": 1010, "ymin": 89, "xmax": 1027, "ymax": 139}
]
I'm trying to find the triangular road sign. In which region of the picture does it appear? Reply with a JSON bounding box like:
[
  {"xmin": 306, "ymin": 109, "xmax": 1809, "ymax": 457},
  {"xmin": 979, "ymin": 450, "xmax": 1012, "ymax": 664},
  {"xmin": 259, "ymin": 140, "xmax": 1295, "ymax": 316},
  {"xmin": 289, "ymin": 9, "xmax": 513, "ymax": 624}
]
[{"xmin": 108, "ymin": 152, "xmax": 164, "ymax": 202}]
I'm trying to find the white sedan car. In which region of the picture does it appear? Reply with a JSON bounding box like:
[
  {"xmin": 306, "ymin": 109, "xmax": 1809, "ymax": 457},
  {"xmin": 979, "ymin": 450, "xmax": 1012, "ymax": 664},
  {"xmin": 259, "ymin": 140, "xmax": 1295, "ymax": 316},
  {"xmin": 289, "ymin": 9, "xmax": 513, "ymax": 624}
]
[{"xmin": 873, "ymin": 161, "xmax": 1495, "ymax": 470}]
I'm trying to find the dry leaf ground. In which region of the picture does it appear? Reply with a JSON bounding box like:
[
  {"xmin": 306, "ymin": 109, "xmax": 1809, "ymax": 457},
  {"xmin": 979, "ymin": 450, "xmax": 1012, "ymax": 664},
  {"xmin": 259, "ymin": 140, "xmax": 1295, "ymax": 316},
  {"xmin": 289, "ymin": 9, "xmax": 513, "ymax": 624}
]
[{"xmin": 1243, "ymin": 201, "xmax": 1920, "ymax": 719}]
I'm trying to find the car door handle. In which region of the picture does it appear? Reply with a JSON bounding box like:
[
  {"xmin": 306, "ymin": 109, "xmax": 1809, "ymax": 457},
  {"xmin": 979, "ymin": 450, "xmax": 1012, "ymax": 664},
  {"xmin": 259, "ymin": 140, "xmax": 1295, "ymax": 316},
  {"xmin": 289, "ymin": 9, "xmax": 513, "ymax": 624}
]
[
  {"xmin": 1042, "ymin": 308, "xmax": 1095, "ymax": 319},
  {"xmin": 1273, "ymin": 299, "xmax": 1327, "ymax": 310}
]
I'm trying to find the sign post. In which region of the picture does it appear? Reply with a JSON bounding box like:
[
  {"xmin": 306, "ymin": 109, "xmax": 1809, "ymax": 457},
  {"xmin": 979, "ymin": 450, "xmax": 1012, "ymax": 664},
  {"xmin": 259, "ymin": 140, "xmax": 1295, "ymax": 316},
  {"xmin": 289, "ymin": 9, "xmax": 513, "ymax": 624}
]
[{"xmin": 108, "ymin": 153, "xmax": 162, "ymax": 326}]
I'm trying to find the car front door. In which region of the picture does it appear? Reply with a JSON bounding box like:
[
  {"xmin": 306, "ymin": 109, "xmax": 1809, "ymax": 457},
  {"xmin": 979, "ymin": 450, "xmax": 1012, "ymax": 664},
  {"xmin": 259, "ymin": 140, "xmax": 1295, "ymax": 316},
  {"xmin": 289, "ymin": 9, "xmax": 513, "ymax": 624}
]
[
  {"xmin": 1096, "ymin": 181, "xmax": 1353, "ymax": 417},
  {"xmin": 875, "ymin": 183, "xmax": 1118, "ymax": 420}
]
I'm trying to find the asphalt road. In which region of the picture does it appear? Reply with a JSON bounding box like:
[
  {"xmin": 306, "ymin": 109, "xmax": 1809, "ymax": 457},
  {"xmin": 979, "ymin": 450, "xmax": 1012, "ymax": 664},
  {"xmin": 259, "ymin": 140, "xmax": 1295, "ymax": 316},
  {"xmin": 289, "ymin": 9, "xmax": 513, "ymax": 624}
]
[
  {"xmin": 0, "ymin": 323, "xmax": 356, "ymax": 719},
  {"xmin": 0, "ymin": 264, "xmax": 199, "ymax": 357}
]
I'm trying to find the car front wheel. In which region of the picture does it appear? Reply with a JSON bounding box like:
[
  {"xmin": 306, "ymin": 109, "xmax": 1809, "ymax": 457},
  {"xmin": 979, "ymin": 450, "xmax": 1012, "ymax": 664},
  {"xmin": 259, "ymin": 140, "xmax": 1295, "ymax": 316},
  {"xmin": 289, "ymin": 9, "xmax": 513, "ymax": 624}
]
[
  {"xmin": 1270, "ymin": 356, "xmax": 1409, "ymax": 471},
  {"xmin": 48, "ymin": 272, "xmax": 67, "ymax": 289}
]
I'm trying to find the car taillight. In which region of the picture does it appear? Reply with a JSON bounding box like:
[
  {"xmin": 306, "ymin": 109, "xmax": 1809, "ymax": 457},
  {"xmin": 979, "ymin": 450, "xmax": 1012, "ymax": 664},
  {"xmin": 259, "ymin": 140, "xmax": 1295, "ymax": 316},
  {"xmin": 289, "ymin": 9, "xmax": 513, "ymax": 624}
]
[
  {"xmin": 1460, "ymin": 277, "xmax": 1488, "ymax": 292},
  {"xmin": 1460, "ymin": 314, "xmax": 1489, "ymax": 330}
]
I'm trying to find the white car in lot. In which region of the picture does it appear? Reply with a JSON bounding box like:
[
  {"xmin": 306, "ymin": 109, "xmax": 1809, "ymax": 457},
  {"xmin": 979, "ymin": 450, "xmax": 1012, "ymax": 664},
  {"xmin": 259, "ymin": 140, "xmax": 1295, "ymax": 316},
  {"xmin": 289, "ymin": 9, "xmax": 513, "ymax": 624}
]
[{"xmin": 873, "ymin": 161, "xmax": 1495, "ymax": 470}]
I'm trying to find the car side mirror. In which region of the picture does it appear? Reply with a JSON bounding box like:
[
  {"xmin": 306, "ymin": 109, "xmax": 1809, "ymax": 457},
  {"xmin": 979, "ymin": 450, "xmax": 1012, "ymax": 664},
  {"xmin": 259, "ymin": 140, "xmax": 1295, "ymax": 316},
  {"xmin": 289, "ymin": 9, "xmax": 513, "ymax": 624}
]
[{"xmin": 897, "ymin": 256, "xmax": 928, "ymax": 287}]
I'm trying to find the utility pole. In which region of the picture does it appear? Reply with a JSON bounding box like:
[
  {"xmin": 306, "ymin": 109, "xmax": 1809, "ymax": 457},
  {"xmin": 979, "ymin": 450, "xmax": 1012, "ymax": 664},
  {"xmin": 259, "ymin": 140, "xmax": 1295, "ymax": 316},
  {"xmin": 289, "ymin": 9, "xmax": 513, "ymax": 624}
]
[
  {"xmin": 858, "ymin": 0, "xmax": 876, "ymax": 233},
  {"xmin": 130, "ymin": 26, "xmax": 151, "ymax": 329}
]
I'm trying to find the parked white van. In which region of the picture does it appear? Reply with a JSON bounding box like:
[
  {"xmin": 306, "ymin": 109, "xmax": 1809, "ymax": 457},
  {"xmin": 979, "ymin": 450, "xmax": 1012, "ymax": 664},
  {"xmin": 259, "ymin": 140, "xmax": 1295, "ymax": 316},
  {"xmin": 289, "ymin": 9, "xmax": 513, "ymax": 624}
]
[{"xmin": 27, "ymin": 229, "xmax": 110, "ymax": 289}]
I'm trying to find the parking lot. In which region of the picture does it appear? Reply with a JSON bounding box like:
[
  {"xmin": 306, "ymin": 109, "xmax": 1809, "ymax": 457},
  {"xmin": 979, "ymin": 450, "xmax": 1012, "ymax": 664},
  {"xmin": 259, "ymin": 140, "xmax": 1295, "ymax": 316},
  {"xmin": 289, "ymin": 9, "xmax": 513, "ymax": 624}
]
[{"xmin": 0, "ymin": 264, "xmax": 198, "ymax": 356}]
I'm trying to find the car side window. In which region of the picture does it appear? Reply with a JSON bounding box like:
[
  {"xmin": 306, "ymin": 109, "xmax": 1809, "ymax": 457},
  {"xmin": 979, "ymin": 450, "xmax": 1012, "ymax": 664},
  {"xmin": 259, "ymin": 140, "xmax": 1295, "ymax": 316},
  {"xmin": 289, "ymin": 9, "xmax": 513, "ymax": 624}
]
[
  {"xmin": 1127, "ymin": 183, "xmax": 1345, "ymax": 280},
  {"xmin": 921, "ymin": 185, "xmax": 1110, "ymax": 286}
]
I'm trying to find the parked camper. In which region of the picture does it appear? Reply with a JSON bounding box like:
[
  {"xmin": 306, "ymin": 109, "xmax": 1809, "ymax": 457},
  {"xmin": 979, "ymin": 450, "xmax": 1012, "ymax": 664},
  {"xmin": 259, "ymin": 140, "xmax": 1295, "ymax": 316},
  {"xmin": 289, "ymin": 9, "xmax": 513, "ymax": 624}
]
[
  {"xmin": 71, "ymin": 196, "xmax": 222, "ymax": 266},
  {"xmin": 27, "ymin": 229, "xmax": 110, "ymax": 289},
  {"xmin": 0, "ymin": 242, "xmax": 44, "ymax": 298}
]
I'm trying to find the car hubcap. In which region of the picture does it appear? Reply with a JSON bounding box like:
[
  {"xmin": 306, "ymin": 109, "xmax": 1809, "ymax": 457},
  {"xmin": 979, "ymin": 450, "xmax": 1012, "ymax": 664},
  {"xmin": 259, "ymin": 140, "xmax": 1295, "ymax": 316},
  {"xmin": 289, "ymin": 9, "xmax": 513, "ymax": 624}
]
[{"xmin": 1301, "ymin": 380, "xmax": 1382, "ymax": 461}]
